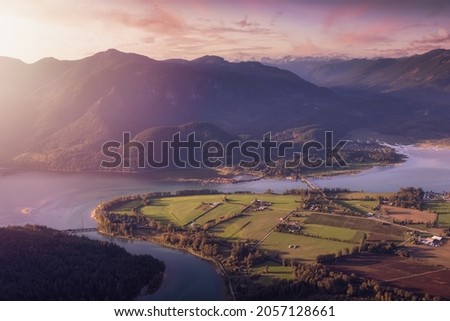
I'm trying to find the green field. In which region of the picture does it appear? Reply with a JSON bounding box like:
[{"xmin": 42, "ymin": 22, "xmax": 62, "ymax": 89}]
[
  {"xmin": 305, "ymin": 213, "xmax": 407, "ymax": 241},
  {"xmin": 140, "ymin": 195, "xmax": 223, "ymax": 225},
  {"xmin": 260, "ymin": 232, "xmax": 353, "ymax": 263},
  {"xmin": 424, "ymin": 202, "xmax": 450, "ymax": 226},
  {"xmin": 302, "ymin": 224, "xmax": 365, "ymax": 243},
  {"xmin": 111, "ymin": 200, "xmax": 142, "ymax": 214},
  {"xmin": 335, "ymin": 192, "xmax": 388, "ymax": 214},
  {"xmin": 195, "ymin": 202, "xmax": 245, "ymax": 226},
  {"xmin": 336, "ymin": 199, "xmax": 378, "ymax": 214},
  {"xmin": 138, "ymin": 193, "xmax": 300, "ymax": 228},
  {"xmin": 252, "ymin": 261, "xmax": 294, "ymax": 285},
  {"xmin": 210, "ymin": 208, "xmax": 291, "ymax": 241},
  {"xmin": 114, "ymin": 193, "xmax": 408, "ymax": 264},
  {"xmin": 208, "ymin": 193, "xmax": 300, "ymax": 240},
  {"xmin": 222, "ymin": 194, "xmax": 301, "ymax": 211}
]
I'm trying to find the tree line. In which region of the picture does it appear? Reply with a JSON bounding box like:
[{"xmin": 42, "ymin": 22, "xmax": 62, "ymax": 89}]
[{"xmin": 243, "ymin": 262, "xmax": 438, "ymax": 301}]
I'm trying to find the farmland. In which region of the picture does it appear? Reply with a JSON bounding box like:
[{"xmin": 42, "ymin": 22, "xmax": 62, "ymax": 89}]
[
  {"xmin": 210, "ymin": 209, "xmax": 287, "ymax": 241},
  {"xmin": 252, "ymin": 262, "xmax": 294, "ymax": 284},
  {"xmin": 117, "ymin": 193, "xmax": 412, "ymax": 259},
  {"xmin": 260, "ymin": 232, "xmax": 354, "ymax": 263},
  {"xmin": 140, "ymin": 195, "xmax": 224, "ymax": 225},
  {"xmin": 330, "ymin": 254, "xmax": 450, "ymax": 299},
  {"xmin": 334, "ymin": 192, "xmax": 388, "ymax": 214},
  {"xmin": 423, "ymin": 201, "xmax": 450, "ymax": 226},
  {"xmin": 111, "ymin": 200, "xmax": 142, "ymax": 214},
  {"xmin": 301, "ymin": 224, "xmax": 365, "ymax": 243},
  {"xmin": 380, "ymin": 205, "xmax": 437, "ymax": 224},
  {"xmin": 305, "ymin": 213, "xmax": 407, "ymax": 242},
  {"xmin": 97, "ymin": 188, "xmax": 450, "ymax": 300}
]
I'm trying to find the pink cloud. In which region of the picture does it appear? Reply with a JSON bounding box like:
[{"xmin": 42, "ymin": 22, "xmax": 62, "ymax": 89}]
[
  {"xmin": 235, "ymin": 15, "xmax": 260, "ymax": 28},
  {"xmin": 322, "ymin": 2, "xmax": 371, "ymax": 29},
  {"xmin": 411, "ymin": 28, "xmax": 450, "ymax": 45},
  {"xmin": 333, "ymin": 20, "xmax": 403, "ymax": 46},
  {"xmin": 107, "ymin": 1, "xmax": 186, "ymax": 35}
]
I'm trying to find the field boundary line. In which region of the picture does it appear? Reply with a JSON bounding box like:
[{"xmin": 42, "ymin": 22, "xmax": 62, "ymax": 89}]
[{"xmin": 384, "ymin": 267, "xmax": 448, "ymax": 282}]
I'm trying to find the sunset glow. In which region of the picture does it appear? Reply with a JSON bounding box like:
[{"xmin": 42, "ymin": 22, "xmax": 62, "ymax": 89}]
[{"xmin": 1, "ymin": 0, "xmax": 450, "ymax": 61}]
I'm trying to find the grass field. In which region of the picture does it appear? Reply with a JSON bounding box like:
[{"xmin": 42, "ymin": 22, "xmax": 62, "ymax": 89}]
[
  {"xmin": 335, "ymin": 192, "xmax": 388, "ymax": 214},
  {"xmin": 302, "ymin": 224, "xmax": 365, "ymax": 243},
  {"xmin": 140, "ymin": 195, "xmax": 223, "ymax": 225},
  {"xmin": 110, "ymin": 200, "xmax": 142, "ymax": 214},
  {"xmin": 260, "ymin": 232, "xmax": 353, "ymax": 263},
  {"xmin": 210, "ymin": 208, "xmax": 291, "ymax": 241},
  {"xmin": 195, "ymin": 202, "xmax": 245, "ymax": 226},
  {"xmin": 223, "ymin": 194, "xmax": 301, "ymax": 212},
  {"xmin": 336, "ymin": 199, "xmax": 377, "ymax": 214},
  {"xmin": 252, "ymin": 262, "xmax": 294, "ymax": 285},
  {"xmin": 207, "ymin": 192, "xmax": 300, "ymax": 241},
  {"xmin": 137, "ymin": 193, "xmax": 299, "ymax": 230},
  {"xmin": 423, "ymin": 201, "xmax": 450, "ymax": 226},
  {"xmin": 305, "ymin": 213, "xmax": 407, "ymax": 242}
]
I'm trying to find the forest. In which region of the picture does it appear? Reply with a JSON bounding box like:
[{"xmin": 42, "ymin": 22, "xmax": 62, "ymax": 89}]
[{"xmin": 0, "ymin": 225, "xmax": 164, "ymax": 300}]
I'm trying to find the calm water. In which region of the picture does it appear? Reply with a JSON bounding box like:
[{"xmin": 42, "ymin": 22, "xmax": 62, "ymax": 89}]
[
  {"xmin": 0, "ymin": 145, "xmax": 449, "ymax": 299},
  {"xmin": 309, "ymin": 145, "xmax": 450, "ymax": 192}
]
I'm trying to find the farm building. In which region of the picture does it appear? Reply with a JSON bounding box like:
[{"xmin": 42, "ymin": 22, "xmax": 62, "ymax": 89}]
[{"xmin": 418, "ymin": 235, "xmax": 443, "ymax": 247}]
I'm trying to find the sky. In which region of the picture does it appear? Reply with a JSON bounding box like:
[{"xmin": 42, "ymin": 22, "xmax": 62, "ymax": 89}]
[{"xmin": 1, "ymin": 0, "xmax": 450, "ymax": 63}]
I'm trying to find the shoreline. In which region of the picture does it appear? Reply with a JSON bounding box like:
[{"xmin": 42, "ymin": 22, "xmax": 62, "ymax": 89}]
[{"xmin": 95, "ymin": 229, "xmax": 232, "ymax": 300}]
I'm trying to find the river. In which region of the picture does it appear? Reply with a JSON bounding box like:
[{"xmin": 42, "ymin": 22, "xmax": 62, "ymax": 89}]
[{"xmin": 0, "ymin": 145, "xmax": 449, "ymax": 299}]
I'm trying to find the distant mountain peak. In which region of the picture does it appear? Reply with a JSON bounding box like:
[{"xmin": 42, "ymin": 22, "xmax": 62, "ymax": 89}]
[
  {"xmin": 0, "ymin": 56, "xmax": 25, "ymax": 65},
  {"xmin": 192, "ymin": 55, "xmax": 228, "ymax": 65},
  {"xmin": 91, "ymin": 48, "xmax": 129, "ymax": 59}
]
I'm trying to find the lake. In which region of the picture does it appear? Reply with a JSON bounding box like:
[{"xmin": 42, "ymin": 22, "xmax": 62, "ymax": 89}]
[{"xmin": 0, "ymin": 145, "xmax": 449, "ymax": 299}]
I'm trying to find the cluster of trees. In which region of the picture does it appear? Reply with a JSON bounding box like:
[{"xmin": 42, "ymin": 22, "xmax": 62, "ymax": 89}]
[
  {"xmin": 388, "ymin": 187, "xmax": 424, "ymax": 209},
  {"xmin": 158, "ymin": 230, "xmax": 220, "ymax": 258},
  {"xmin": 360, "ymin": 241, "xmax": 410, "ymax": 258},
  {"xmin": 176, "ymin": 189, "xmax": 220, "ymax": 196},
  {"xmin": 322, "ymin": 187, "xmax": 351, "ymax": 195},
  {"xmin": 316, "ymin": 242, "xmax": 410, "ymax": 264},
  {"xmin": 340, "ymin": 143, "xmax": 405, "ymax": 165},
  {"xmin": 243, "ymin": 263, "xmax": 437, "ymax": 301},
  {"xmin": 0, "ymin": 225, "xmax": 164, "ymax": 300},
  {"xmin": 95, "ymin": 210, "xmax": 156, "ymax": 236},
  {"xmin": 94, "ymin": 192, "xmax": 172, "ymax": 213},
  {"xmin": 224, "ymin": 242, "xmax": 267, "ymax": 272},
  {"xmin": 230, "ymin": 142, "xmax": 404, "ymax": 178},
  {"xmin": 284, "ymin": 188, "xmax": 309, "ymax": 196}
]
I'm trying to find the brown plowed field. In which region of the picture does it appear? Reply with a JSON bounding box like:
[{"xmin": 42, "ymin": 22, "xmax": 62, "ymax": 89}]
[
  {"xmin": 330, "ymin": 254, "xmax": 450, "ymax": 299},
  {"xmin": 381, "ymin": 205, "xmax": 437, "ymax": 224}
]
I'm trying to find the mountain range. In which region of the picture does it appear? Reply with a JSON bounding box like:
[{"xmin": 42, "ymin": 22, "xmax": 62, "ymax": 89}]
[{"xmin": 1, "ymin": 49, "xmax": 449, "ymax": 170}]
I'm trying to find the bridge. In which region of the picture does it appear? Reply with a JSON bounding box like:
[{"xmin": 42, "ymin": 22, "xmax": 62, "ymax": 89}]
[
  {"xmin": 62, "ymin": 228, "xmax": 98, "ymax": 234},
  {"xmin": 301, "ymin": 175, "xmax": 327, "ymax": 198}
]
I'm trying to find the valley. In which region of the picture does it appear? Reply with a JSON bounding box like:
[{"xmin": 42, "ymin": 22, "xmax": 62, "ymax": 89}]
[{"xmin": 92, "ymin": 186, "xmax": 450, "ymax": 300}]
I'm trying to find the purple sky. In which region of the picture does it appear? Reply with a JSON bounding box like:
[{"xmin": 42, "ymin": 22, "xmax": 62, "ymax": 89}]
[{"xmin": 1, "ymin": 0, "xmax": 450, "ymax": 62}]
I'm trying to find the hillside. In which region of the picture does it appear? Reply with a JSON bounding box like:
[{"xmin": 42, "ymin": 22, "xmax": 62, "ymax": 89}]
[
  {"xmin": 1, "ymin": 49, "xmax": 450, "ymax": 170},
  {"xmin": 265, "ymin": 49, "xmax": 450, "ymax": 143},
  {"xmin": 308, "ymin": 49, "xmax": 450, "ymax": 93},
  {"xmin": 266, "ymin": 49, "xmax": 450, "ymax": 96},
  {"xmin": 0, "ymin": 49, "xmax": 360, "ymax": 170}
]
